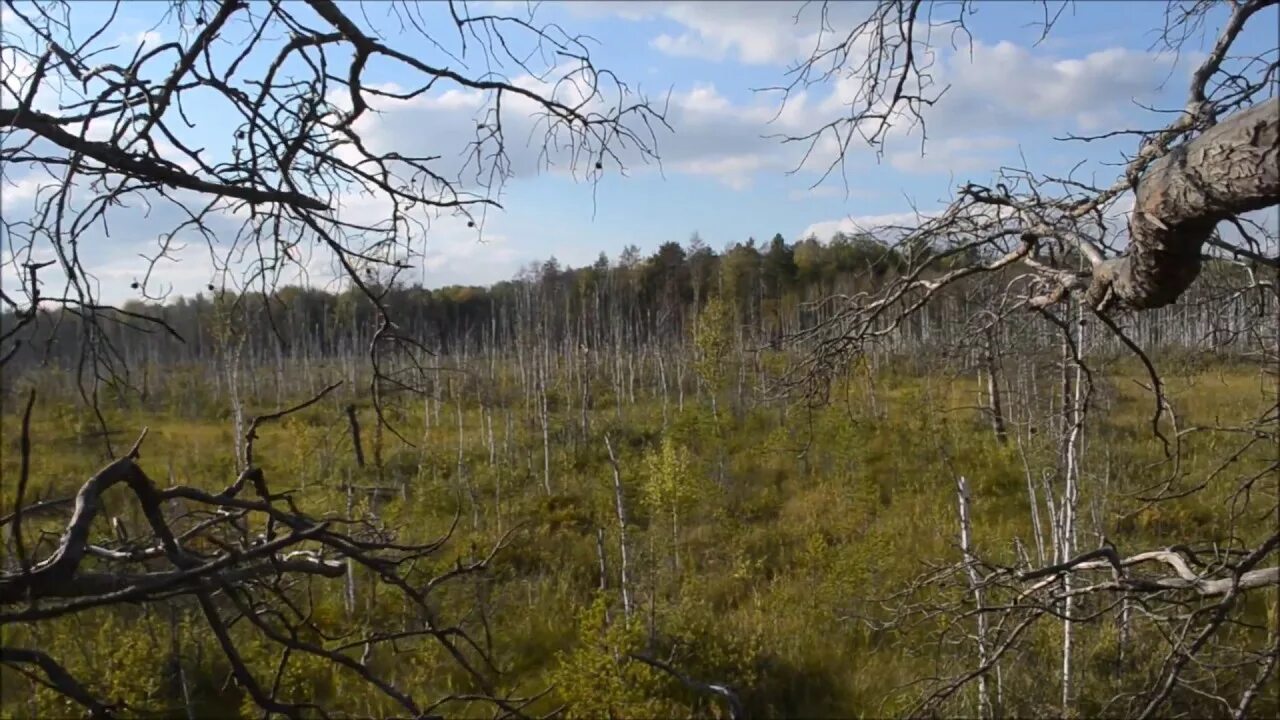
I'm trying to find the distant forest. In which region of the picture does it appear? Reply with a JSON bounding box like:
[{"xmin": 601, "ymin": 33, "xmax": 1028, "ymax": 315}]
[{"xmin": 3, "ymin": 231, "xmax": 1271, "ymax": 375}]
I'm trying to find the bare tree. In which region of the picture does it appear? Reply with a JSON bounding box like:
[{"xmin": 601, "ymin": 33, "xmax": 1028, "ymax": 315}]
[
  {"xmin": 776, "ymin": 1, "xmax": 1278, "ymax": 716},
  {"xmin": 775, "ymin": 1, "xmax": 1274, "ymax": 356},
  {"xmin": 1, "ymin": 1, "xmax": 664, "ymax": 714},
  {"xmin": 2, "ymin": 386, "xmax": 528, "ymax": 717},
  {"xmin": 1, "ymin": 0, "xmax": 665, "ymax": 435}
]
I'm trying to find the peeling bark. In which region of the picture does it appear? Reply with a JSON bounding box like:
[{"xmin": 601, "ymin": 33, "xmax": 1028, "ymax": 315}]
[{"xmin": 1091, "ymin": 98, "xmax": 1279, "ymax": 310}]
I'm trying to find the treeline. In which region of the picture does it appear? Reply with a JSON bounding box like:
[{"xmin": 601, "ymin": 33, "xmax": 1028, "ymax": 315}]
[{"xmin": 2, "ymin": 231, "xmax": 1272, "ymax": 377}]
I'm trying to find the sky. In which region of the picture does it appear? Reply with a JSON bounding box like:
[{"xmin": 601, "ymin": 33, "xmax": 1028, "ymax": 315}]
[{"xmin": 2, "ymin": 0, "xmax": 1277, "ymax": 305}]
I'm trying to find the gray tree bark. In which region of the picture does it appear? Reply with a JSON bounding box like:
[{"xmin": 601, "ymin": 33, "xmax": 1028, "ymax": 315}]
[{"xmin": 1090, "ymin": 98, "xmax": 1279, "ymax": 310}]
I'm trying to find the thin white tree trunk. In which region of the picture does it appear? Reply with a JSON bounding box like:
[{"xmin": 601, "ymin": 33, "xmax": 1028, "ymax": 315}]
[
  {"xmin": 596, "ymin": 526, "xmax": 608, "ymax": 593},
  {"xmin": 456, "ymin": 388, "xmax": 479, "ymax": 530},
  {"xmin": 656, "ymin": 348, "xmax": 669, "ymax": 429},
  {"xmin": 604, "ymin": 434, "xmax": 633, "ymax": 619},
  {"xmin": 956, "ymin": 475, "xmax": 996, "ymax": 719},
  {"xmin": 344, "ymin": 476, "xmax": 356, "ymax": 615},
  {"xmin": 169, "ymin": 607, "xmax": 196, "ymax": 720},
  {"xmin": 540, "ymin": 362, "xmax": 552, "ymax": 496},
  {"xmin": 1060, "ymin": 301, "xmax": 1086, "ymax": 715}
]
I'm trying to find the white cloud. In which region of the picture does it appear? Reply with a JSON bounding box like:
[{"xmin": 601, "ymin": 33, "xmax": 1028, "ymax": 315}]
[
  {"xmin": 427, "ymin": 88, "xmax": 487, "ymax": 111},
  {"xmin": 670, "ymin": 154, "xmax": 766, "ymax": 190},
  {"xmin": 889, "ymin": 136, "xmax": 1017, "ymax": 175},
  {"xmin": 336, "ymin": 74, "xmax": 825, "ymax": 193},
  {"xmin": 675, "ymin": 83, "xmax": 733, "ymax": 115},
  {"xmin": 651, "ymin": 32, "xmax": 721, "ymax": 62},
  {"xmin": 2, "ymin": 0, "xmax": 1224, "ymax": 307},
  {"xmin": 0, "ymin": 173, "xmax": 57, "ymax": 203},
  {"xmin": 133, "ymin": 30, "xmax": 162, "ymax": 48},
  {"xmin": 0, "ymin": 188, "xmax": 532, "ymax": 306},
  {"xmin": 782, "ymin": 37, "xmax": 1180, "ymax": 181},
  {"xmin": 564, "ymin": 1, "xmax": 866, "ymax": 66},
  {"xmin": 559, "ymin": 1, "xmax": 671, "ymax": 22},
  {"xmin": 646, "ymin": 2, "xmax": 866, "ymax": 66},
  {"xmin": 802, "ymin": 210, "xmax": 936, "ymax": 241},
  {"xmin": 788, "ymin": 185, "xmax": 863, "ymax": 202},
  {"xmin": 933, "ymin": 42, "xmax": 1177, "ymax": 134},
  {"xmin": 568, "ymin": 3, "xmax": 1183, "ymax": 188},
  {"xmin": 1, "ymin": 44, "xmax": 59, "ymax": 114}
]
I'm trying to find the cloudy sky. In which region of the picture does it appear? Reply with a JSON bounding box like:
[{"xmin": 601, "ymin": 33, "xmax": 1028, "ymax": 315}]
[{"xmin": 2, "ymin": 0, "xmax": 1276, "ymax": 305}]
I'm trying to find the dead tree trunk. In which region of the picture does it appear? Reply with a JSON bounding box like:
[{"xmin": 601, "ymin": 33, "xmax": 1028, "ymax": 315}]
[
  {"xmin": 983, "ymin": 326, "xmax": 1009, "ymax": 444},
  {"xmin": 603, "ymin": 434, "xmax": 633, "ymax": 619},
  {"xmin": 955, "ymin": 475, "xmax": 997, "ymax": 719},
  {"xmin": 1090, "ymin": 98, "xmax": 1279, "ymax": 310}
]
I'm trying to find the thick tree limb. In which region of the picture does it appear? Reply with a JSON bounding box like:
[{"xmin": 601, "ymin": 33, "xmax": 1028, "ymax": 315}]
[
  {"xmin": 2, "ymin": 548, "xmax": 339, "ymax": 617},
  {"xmin": 0, "ymin": 413, "xmax": 516, "ymax": 716},
  {"xmin": 1019, "ymin": 537, "xmax": 1280, "ymax": 598},
  {"xmin": 1088, "ymin": 97, "xmax": 1279, "ymax": 310},
  {"xmin": 629, "ymin": 653, "xmax": 745, "ymax": 720},
  {"xmin": 0, "ymin": 648, "xmax": 114, "ymax": 718},
  {"xmin": 0, "ymin": 108, "xmax": 330, "ymax": 210}
]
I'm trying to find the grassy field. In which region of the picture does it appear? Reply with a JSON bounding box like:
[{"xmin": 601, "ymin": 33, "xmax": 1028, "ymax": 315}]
[{"xmin": 2, "ymin": 359, "xmax": 1276, "ymax": 718}]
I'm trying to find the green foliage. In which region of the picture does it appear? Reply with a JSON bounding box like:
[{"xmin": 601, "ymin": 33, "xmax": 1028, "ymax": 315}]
[
  {"xmin": 2, "ymin": 359, "xmax": 1275, "ymax": 719},
  {"xmin": 694, "ymin": 294, "xmax": 733, "ymax": 393},
  {"xmin": 549, "ymin": 595, "xmax": 672, "ymax": 718},
  {"xmin": 641, "ymin": 436, "xmax": 702, "ymax": 518}
]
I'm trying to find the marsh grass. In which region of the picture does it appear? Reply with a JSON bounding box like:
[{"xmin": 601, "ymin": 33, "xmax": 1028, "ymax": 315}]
[{"xmin": 1, "ymin": 360, "xmax": 1275, "ymax": 718}]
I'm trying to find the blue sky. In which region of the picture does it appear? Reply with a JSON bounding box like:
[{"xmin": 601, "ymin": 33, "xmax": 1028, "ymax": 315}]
[{"xmin": 2, "ymin": 0, "xmax": 1276, "ymax": 304}]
